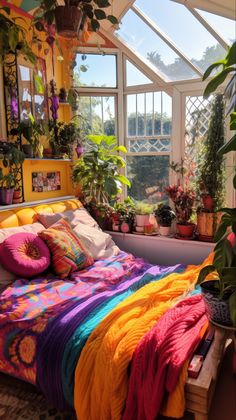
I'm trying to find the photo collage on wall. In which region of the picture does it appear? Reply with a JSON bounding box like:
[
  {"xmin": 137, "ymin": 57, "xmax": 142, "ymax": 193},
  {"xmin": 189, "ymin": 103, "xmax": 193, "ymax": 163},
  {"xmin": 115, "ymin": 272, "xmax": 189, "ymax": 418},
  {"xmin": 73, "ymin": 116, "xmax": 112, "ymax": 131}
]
[{"xmin": 32, "ymin": 172, "xmax": 61, "ymax": 192}]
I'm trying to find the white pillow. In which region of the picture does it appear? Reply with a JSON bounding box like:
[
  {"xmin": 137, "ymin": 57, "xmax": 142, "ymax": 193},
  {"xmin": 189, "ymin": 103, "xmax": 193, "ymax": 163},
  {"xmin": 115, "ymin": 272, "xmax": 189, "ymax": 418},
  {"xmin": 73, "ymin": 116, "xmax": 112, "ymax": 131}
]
[
  {"xmin": 37, "ymin": 208, "xmax": 100, "ymax": 230},
  {"xmin": 73, "ymin": 222, "xmax": 120, "ymax": 260},
  {"xmin": 0, "ymin": 222, "xmax": 44, "ymax": 289}
]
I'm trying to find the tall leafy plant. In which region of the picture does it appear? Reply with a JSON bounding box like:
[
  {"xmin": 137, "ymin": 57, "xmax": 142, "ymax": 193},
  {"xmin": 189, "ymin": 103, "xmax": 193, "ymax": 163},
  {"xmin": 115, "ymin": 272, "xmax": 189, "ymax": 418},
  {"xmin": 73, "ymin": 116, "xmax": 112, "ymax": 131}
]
[
  {"xmin": 197, "ymin": 42, "xmax": 236, "ymax": 326},
  {"xmin": 72, "ymin": 135, "xmax": 130, "ymax": 204},
  {"xmin": 197, "ymin": 93, "xmax": 225, "ymax": 210}
]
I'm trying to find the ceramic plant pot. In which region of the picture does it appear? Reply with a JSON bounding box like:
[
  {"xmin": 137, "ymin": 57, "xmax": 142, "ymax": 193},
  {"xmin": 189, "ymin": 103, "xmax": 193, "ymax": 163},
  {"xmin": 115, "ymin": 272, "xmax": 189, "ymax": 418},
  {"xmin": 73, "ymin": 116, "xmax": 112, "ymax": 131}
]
[
  {"xmin": 200, "ymin": 280, "xmax": 233, "ymax": 326},
  {"xmin": 159, "ymin": 225, "xmax": 171, "ymax": 236},
  {"xmin": 0, "ymin": 188, "xmax": 14, "ymax": 205},
  {"xmin": 12, "ymin": 189, "xmax": 22, "ymax": 204},
  {"xmin": 135, "ymin": 214, "xmax": 150, "ymax": 227}
]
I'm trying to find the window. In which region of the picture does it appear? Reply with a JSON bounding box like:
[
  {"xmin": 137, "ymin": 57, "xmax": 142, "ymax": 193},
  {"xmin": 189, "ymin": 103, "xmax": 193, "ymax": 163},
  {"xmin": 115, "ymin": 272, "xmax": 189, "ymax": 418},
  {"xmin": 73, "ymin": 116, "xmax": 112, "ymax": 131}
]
[
  {"xmin": 126, "ymin": 59, "xmax": 153, "ymax": 87},
  {"xmin": 126, "ymin": 91, "xmax": 172, "ymax": 203},
  {"xmin": 195, "ymin": 9, "xmax": 236, "ymax": 44},
  {"xmin": 78, "ymin": 95, "xmax": 116, "ymax": 136},
  {"xmin": 73, "ymin": 53, "xmax": 117, "ymax": 88}
]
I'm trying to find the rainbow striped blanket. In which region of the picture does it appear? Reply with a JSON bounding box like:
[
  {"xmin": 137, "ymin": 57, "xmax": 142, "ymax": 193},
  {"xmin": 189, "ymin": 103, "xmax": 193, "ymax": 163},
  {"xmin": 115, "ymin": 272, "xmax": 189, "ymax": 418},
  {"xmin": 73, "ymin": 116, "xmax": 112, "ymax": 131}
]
[{"xmin": 0, "ymin": 251, "xmax": 209, "ymax": 419}]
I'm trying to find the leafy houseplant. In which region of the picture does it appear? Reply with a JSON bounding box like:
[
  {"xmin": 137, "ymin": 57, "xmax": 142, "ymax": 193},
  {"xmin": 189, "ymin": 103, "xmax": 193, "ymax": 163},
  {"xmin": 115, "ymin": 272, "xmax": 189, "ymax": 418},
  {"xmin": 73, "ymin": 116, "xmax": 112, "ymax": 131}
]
[
  {"xmin": 0, "ymin": 145, "xmax": 25, "ymax": 205},
  {"xmin": 166, "ymin": 184, "xmax": 196, "ymax": 238},
  {"xmin": 34, "ymin": 0, "xmax": 118, "ymax": 39},
  {"xmin": 197, "ymin": 93, "xmax": 225, "ymax": 212},
  {"xmin": 73, "ymin": 134, "xmax": 130, "ymax": 227},
  {"xmin": 19, "ymin": 118, "xmax": 45, "ymax": 158},
  {"xmin": 112, "ymin": 197, "xmax": 135, "ymax": 232},
  {"xmin": 155, "ymin": 204, "xmax": 176, "ymax": 236},
  {"xmin": 49, "ymin": 119, "xmax": 81, "ymax": 158},
  {"xmin": 197, "ymin": 41, "xmax": 236, "ymax": 326},
  {"xmin": 0, "ymin": 7, "xmax": 36, "ymax": 64},
  {"xmin": 134, "ymin": 202, "xmax": 154, "ymax": 231}
]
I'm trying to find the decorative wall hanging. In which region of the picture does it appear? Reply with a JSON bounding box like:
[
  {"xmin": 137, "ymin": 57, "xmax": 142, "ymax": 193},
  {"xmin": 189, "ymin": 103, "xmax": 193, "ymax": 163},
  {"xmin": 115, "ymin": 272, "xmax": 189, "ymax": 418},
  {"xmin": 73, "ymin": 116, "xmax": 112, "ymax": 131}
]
[{"xmin": 32, "ymin": 171, "xmax": 61, "ymax": 192}]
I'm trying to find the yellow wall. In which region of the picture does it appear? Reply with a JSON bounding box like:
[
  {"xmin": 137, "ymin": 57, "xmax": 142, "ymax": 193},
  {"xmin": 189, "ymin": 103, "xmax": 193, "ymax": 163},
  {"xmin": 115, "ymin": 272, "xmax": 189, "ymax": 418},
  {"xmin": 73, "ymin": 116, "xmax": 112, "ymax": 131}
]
[{"xmin": 23, "ymin": 159, "xmax": 73, "ymax": 202}]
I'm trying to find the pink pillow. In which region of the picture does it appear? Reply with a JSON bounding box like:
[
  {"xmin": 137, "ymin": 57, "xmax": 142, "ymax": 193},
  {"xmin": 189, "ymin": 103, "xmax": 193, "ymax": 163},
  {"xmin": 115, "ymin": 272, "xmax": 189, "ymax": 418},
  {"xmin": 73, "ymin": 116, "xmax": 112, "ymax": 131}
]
[{"xmin": 0, "ymin": 233, "xmax": 50, "ymax": 278}]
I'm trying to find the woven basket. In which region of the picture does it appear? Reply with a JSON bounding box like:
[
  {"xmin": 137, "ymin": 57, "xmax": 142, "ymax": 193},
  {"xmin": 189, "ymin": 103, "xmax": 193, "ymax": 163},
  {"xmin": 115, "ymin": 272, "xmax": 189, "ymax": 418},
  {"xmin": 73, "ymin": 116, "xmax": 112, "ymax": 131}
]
[{"xmin": 201, "ymin": 280, "xmax": 232, "ymax": 326}]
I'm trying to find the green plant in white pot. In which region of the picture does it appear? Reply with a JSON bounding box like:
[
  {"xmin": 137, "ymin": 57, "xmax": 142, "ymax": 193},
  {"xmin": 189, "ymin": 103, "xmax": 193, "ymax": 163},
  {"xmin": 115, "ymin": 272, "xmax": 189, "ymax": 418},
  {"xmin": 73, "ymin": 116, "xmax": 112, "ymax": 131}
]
[
  {"xmin": 134, "ymin": 202, "xmax": 154, "ymax": 233},
  {"xmin": 197, "ymin": 41, "xmax": 236, "ymax": 327}
]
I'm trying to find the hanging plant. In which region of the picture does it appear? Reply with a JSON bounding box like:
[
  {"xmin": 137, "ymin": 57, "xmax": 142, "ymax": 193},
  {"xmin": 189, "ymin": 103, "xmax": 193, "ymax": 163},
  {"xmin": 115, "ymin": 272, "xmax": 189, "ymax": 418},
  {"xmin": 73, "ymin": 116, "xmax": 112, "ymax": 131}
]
[
  {"xmin": 0, "ymin": 7, "xmax": 36, "ymax": 63},
  {"xmin": 33, "ymin": 0, "xmax": 118, "ymax": 39}
]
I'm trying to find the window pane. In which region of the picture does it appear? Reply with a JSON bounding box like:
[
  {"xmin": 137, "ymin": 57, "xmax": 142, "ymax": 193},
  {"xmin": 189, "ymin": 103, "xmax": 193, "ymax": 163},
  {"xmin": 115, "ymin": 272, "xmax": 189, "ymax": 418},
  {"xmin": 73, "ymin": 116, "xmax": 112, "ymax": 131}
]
[
  {"xmin": 162, "ymin": 92, "xmax": 172, "ymax": 135},
  {"xmin": 127, "ymin": 94, "xmax": 137, "ymax": 136},
  {"xmin": 154, "ymin": 92, "xmax": 161, "ymax": 135},
  {"xmin": 117, "ymin": 10, "xmax": 198, "ymax": 81},
  {"xmin": 137, "ymin": 93, "xmax": 145, "ymax": 136},
  {"xmin": 126, "ymin": 59, "xmax": 153, "ymax": 86},
  {"xmin": 73, "ymin": 54, "xmax": 117, "ymax": 87},
  {"xmin": 127, "ymin": 155, "xmax": 169, "ymax": 203},
  {"xmin": 129, "ymin": 138, "xmax": 171, "ymax": 153},
  {"xmin": 78, "ymin": 96, "xmax": 116, "ymax": 136},
  {"xmin": 196, "ymin": 9, "xmax": 236, "ymax": 44},
  {"xmin": 135, "ymin": 0, "xmax": 226, "ymax": 73}
]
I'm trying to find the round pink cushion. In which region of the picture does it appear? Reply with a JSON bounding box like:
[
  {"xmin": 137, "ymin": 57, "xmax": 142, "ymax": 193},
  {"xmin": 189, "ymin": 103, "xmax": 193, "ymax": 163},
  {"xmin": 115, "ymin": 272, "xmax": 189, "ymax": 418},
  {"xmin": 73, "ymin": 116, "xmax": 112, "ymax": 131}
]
[{"xmin": 0, "ymin": 233, "xmax": 50, "ymax": 277}]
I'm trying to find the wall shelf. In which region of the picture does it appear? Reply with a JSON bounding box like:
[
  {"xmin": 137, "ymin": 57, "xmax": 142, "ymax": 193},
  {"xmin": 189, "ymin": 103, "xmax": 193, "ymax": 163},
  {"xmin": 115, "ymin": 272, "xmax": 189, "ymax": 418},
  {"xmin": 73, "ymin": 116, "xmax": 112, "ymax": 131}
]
[
  {"xmin": 0, "ymin": 196, "xmax": 77, "ymax": 212},
  {"xmin": 24, "ymin": 158, "xmax": 72, "ymax": 162}
]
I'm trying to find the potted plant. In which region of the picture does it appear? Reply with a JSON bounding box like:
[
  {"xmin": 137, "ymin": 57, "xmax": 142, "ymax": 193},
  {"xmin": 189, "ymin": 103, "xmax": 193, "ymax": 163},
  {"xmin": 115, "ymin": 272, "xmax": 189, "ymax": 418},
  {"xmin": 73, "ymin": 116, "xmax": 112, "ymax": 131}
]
[
  {"xmin": 134, "ymin": 202, "xmax": 154, "ymax": 232},
  {"xmin": 0, "ymin": 145, "xmax": 25, "ymax": 205},
  {"xmin": 49, "ymin": 117, "xmax": 82, "ymax": 159},
  {"xmin": 166, "ymin": 184, "xmax": 196, "ymax": 238},
  {"xmin": 33, "ymin": 0, "xmax": 118, "ymax": 39},
  {"xmin": 73, "ymin": 134, "xmax": 130, "ymax": 227},
  {"xmin": 0, "ymin": 171, "xmax": 15, "ymax": 205},
  {"xmin": 59, "ymin": 87, "xmax": 68, "ymax": 103},
  {"xmin": 0, "ymin": 7, "xmax": 36, "ymax": 64},
  {"xmin": 155, "ymin": 204, "xmax": 176, "ymax": 236},
  {"xmin": 196, "ymin": 94, "xmax": 225, "ymax": 241},
  {"xmin": 112, "ymin": 197, "xmax": 135, "ymax": 233},
  {"xmin": 19, "ymin": 117, "xmax": 45, "ymax": 158},
  {"xmin": 197, "ymin": 41, "xmax": 236, "ymax": 327}
]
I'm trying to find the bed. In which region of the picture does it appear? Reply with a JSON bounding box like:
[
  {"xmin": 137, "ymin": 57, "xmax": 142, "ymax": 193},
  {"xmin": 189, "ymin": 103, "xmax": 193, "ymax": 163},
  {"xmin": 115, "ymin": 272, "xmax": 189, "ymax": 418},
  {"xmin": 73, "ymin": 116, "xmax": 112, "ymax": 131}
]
[{"xmin": 0, "ymin": 199, "xmax": 220, "ymax": 420}]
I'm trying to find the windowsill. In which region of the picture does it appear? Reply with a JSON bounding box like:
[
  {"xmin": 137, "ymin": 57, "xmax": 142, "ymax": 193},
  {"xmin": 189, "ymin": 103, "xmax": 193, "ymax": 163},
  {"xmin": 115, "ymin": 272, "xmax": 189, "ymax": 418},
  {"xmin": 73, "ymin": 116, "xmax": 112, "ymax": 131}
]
[{"xmin": 106, "ymin": 231, "xmax": 214, "ymax": 247}]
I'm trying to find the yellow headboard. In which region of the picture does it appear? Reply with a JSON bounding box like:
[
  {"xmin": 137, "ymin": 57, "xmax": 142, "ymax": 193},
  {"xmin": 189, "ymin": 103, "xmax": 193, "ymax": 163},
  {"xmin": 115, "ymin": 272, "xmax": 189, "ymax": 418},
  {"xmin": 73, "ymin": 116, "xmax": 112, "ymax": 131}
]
[{"xmin": 0, "ymin": 199, "xmax": 83, "ymax": 228}]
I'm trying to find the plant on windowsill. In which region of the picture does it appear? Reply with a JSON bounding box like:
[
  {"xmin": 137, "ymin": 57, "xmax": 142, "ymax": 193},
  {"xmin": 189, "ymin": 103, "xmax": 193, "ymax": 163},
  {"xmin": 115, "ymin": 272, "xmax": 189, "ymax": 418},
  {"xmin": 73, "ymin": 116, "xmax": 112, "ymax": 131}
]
[
  {"xmin": 72, "ymin": 134, "xmax": 130, "ymax": 229},
  {"xmin": 155, "ymin": 204, "xmax": 176, "ymax": 236},
  {"xmin": 112, "ymin": 197, "xmax": 136, "ymax": 233},
  {"xmin": 197, "ymin": 41, "xmax": 236, "ymax": 327},
  {"xmin": 134, "ymin": 202, "xmax": 155, "ymax": 233},
  {"xmin": 196, "ymin": 94, "xmax": 226, "ymax": 241},
  {"xmin": 166, "ymin": 184, "xmax": 196, "ymax": 239}
]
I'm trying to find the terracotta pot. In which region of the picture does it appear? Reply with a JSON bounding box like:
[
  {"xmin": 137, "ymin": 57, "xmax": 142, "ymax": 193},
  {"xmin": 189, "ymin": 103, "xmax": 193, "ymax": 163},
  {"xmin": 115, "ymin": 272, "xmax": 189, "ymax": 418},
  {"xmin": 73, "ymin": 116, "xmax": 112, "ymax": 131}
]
[
  {"xmin": 201, "ymin": 280, "xmax": 232, "ymax": 326},
  {"xmin": 12, "ymin": 189, "xmax": 23, "ymax": 204},
  {"xmin": 55, "ymin": 6, "xmax": 83, "ymax": 38},
  {"xmin": 75, "ymin": 144, "xmax": 84, "ymax": 158},
  {"xmin": 43, "ymin": 148, "xmax": 53, "ymax": 158},
  {"xmin": 197, "ymin": 211, "xmax": 221, "ymax": 241},
  {"xmin": 177, "ymin": 223, "xmax": 195, "ymax": 238},
  {"xmin": 201, "ymin": 194, "xmax": 214, "ymax": 211},
  {"xmin": 0, "ymin": 188, "xmax": 14, "ymax": 205}
]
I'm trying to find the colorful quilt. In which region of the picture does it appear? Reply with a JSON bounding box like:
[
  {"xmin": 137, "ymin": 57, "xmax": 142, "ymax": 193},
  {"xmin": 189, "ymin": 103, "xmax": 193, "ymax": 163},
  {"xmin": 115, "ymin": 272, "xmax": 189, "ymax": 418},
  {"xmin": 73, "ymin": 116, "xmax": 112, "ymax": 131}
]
[{"xmin": 0, "ymin": 251, "xmax": 212, "ymax": 419}]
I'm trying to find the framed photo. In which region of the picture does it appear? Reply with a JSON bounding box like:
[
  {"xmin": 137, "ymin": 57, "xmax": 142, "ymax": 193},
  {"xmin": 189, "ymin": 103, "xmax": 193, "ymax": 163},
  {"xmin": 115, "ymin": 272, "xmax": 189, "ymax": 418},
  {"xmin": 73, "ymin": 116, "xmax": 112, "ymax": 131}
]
[{"xmin": 32, "ymin": 171, "xmax": 61, "ymax": 192}]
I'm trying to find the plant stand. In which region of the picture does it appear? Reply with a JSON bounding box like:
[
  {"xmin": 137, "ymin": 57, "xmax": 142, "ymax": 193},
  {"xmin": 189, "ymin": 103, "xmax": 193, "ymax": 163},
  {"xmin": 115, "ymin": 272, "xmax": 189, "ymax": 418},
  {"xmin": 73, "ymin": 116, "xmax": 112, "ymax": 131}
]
[{"xmin": 185, "ymin": 323, "xmax": 236, "ymax": 420}]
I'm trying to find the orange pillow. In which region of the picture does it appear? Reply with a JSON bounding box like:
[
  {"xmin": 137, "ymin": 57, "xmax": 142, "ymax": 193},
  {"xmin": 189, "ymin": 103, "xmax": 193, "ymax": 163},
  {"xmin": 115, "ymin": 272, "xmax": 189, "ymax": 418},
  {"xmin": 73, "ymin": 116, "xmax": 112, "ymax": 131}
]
[{"xmin": 38, "ymin": 218, "xmax": 93, "ymax": 279}]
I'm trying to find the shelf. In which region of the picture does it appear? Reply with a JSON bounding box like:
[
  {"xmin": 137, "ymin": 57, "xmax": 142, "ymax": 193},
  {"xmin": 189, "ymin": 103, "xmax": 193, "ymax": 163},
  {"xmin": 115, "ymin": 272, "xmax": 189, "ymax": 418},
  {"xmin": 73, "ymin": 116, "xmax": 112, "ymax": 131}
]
[
  {"xmin": 24, "ymin": 158, "xmax": 72, "ymax": 162},
  {"xmin": 0, "ymin": 196, "xmax": 77, "ymax": 212},
  {"xmin": 59, "ymin": 102, "xmax": 70, "ymax": 106}
]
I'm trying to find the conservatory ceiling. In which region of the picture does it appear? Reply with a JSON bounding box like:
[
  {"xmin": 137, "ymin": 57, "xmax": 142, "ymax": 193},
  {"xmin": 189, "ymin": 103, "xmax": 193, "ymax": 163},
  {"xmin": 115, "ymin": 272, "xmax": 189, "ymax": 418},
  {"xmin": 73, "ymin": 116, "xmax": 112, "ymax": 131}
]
[{"xmin": 8, "ymin": 0, "xmax": 236, "ymax": 84}]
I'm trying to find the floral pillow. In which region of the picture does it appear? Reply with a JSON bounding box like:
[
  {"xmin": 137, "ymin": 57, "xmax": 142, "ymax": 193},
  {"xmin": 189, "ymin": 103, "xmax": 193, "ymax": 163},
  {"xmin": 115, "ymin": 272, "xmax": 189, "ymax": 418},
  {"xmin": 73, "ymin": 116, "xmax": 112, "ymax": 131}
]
[{"xmin": 38, "ymin": 218, "xmax": 94, "ymax": 279}]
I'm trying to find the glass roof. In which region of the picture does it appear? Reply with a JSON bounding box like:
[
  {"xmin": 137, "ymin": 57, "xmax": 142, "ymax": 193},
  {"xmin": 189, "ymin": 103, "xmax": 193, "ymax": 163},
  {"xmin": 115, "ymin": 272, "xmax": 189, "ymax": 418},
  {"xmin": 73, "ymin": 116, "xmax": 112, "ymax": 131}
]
[
  {"xmin": 115, "ymin": 0, "xmax": 229, "ymax": 83},
  {"xmin": 117, "ymin": 10, "xmax": 198, "ymax": 81},
  {"xmin": 126, "ymin": 60, "xmax": 153, "ymax": 86},
  {"xmin": 195, "ymin": 9, "xmax": 236, "ymax": 44}
]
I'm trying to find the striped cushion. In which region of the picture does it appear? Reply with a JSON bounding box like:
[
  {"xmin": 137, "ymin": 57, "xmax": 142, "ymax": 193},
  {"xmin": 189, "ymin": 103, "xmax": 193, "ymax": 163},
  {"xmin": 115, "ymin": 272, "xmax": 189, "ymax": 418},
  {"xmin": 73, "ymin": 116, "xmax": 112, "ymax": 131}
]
[{"xmin": 38, "ymin": 218, "xmax": 93, "ymax": 279}]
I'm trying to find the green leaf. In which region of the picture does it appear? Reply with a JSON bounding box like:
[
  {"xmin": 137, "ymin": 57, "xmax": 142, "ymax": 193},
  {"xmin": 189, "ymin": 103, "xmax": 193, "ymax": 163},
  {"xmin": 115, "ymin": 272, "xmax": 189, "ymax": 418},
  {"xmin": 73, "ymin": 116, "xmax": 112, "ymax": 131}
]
[
  {"xmin": 225, "ymin": 41, "xmax": 236, "ymax": 66},
  {"xmin": 204, "ymin": 67, "xmax": 236, "ymax": 98},
  {"xmin": 214, "ymin": 238, "xmax": 234, "ymax": 271},
  {"xmin": 229, "ymin": 291, "xmax": 236, "ymax": 326},
  {"xmin": 214, "ymin": 219, "xmax": 231, "ymax": 242},
  {"xmin": 107, "ymin": 15, "xmax": 118, "ymax": 24},
  {"xmin": 218, "ymin": 133, "xmax": 236, "ymax": 155},
  {"xmin": 94, "ymin": 9, "xmax": 106, "ymax": 20},
  {"xmin": 197, "ymin": 265, "xmax": 216, "ymax": 284},
  {"xmin": 112, "ymin": 145, "xmax": 127, "ymax": 153},
  {"xmin": 202, "ymin": 60, "xmax": 225, "ymax": 81},
  {"xmin": 115, "ymin": 174, "xmax": 131, "ymax": 187},
  {"xmin": 90, "ymin": 18, "xmax": 100, "ymax": 31},
  {"xmin": 94, "ymin": 0, "xmax": 111, "ymax": 8},
  {"xmin": 230, "ymin": 112, "xmax": 236, "ymax": 130},
  {"xmin": 221, "ymin": 268, "xmax": 236, "ymax": 284},
  {"xmin": 8, "ymin": 26, "xmax": 19, "ymax": 52}
]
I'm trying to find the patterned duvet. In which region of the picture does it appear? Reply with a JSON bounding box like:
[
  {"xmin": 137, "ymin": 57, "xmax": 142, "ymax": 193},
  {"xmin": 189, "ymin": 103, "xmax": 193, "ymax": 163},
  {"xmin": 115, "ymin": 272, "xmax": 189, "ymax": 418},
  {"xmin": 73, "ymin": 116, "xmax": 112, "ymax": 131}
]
[{"xmin": 0, "ymin": 251, "xmax": 211, "ymax": 419}]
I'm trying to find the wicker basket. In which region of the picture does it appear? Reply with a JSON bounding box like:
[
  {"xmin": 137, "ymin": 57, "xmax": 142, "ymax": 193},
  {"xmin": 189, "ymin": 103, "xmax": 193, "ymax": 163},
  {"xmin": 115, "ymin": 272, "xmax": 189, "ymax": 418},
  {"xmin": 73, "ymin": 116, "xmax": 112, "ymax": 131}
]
[
  {"xmin": 201, "ymin": 280, "xmax": 232, "ymax": 326},
  {"xmin": 55, "ymin": 6, "xmax": 83, "ymax": 38}
]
